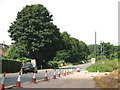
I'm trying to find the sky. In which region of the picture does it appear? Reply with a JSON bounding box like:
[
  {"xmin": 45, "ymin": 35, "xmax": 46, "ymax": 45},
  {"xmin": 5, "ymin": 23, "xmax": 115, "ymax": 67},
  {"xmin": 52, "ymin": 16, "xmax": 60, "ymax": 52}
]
[{"xmin": 0, "ymin": 0, "xmax": 119, "ymax": 46}]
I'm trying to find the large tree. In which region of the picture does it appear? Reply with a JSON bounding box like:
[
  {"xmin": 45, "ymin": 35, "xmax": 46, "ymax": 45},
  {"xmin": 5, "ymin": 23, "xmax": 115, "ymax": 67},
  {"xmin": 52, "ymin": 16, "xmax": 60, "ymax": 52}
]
[{"xmin": 8, "ymin": 4, "xmax": 62, "ymax": 64}]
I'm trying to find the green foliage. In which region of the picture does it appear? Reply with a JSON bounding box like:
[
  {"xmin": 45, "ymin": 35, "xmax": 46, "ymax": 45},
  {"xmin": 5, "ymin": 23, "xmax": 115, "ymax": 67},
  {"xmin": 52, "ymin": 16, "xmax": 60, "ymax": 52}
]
[
  {"xmin": 47, "ymin": 60, "xmax": 65, "ymax": 68},
  {"xmin": 70, "ymin": 38, "xmax": 89, "ymax": 63},
  {"xmin": 57, "ymin": 32, "xmax": 90, "ymax": 63},
  {"xmin": 110, "ymin": 53, "xmax": 118, "ymax": 60},
  {"xmin": 97, "ymin": 42, "xmax": 117, "ymax": 59},
  {"xmin": 60, "ymin": 32, "xmax": 72, "ymax": 50},
  {"xmin": 87, "ymin": 44, "xmax": 99, "ymax": 55},
  {"xmin": 53, "ymin": 50, "xmax": 71, "ymax": 62},
  {"xmin": 7, "ymin": 4, "xmax": 93, "ymax": 68},
  {"xmin": 5, "ymin": 44, "xmax": 27, "ymax": 60},
  {"xmin": 86, "ymin": 59, "xmax": 118, "ymax": 72},
  {"xmin": 8, "ymin": 4, "xmax": 62, "ymax": 63}
]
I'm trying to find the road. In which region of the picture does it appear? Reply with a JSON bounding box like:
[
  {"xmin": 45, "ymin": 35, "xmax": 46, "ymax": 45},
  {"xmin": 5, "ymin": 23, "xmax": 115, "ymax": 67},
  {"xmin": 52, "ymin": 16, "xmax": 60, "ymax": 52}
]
[{"xmin": 0, "ymin": 62, "xmax": 91, "ymax": 88}]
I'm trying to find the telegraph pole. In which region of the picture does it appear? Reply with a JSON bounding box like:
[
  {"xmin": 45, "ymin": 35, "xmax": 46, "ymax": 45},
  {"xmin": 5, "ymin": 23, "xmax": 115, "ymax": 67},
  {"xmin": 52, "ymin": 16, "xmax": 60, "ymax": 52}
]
[
  {"xmin": 101, "ymin": 41, "xmax": 102, "ymax": 60},
  {"xmin": 95, "ymin": 31, "xmax": 96, "ymax": 62},
  {"xmin": 103, "ymin": 42, "xmax": 104, "ymax": 59}
]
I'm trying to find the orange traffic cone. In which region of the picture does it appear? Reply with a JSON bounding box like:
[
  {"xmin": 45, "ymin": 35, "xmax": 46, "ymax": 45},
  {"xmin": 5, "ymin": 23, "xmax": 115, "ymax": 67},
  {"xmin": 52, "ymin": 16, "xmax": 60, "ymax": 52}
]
[
  {"xmin": 71, "ymin": 67, "xmax": 73, "ymax": 74},
  {"xmin": 0, "ymin": 72, "xmax": 6, "ymax": 90},
  {"xmin": 57, "ymin": 68, "xmax": 60, "ymax": 77},
  {"xmin": 44, "ymin": 70, "xmax": 48, "ymax": 81},
  {"xmin": 76, "ymin": 66, "xmax": 80, "ymax": 72},
  {"xmin": 53, "ymin": 69, "xmax": 56, "ymax": 79},
  {"xmin": 66, "ymin": 68, "xmax": 69, "ymax": 75},
  {"xmin": 16, "ymin": 71, "xmax": 21, "ymax": 87},
  {"xmin": 69, "ymin": 67, "xmax": 71, "ymax": 74},
  {"xmin": 32, "ymin": 70, "xmax": 37, "ymax": 83},
  {"xmin": 97, "ymin": 69, "xmax": 100, "ymax": 76},
  {"xmin": 63, "ymin": 68, "xmax": 66, "ymax": 76}
]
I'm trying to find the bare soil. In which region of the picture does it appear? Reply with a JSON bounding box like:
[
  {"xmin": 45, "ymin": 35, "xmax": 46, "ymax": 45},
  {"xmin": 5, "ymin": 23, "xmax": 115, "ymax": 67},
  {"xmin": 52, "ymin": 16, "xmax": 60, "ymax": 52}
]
[{"xmin": 95, "ymin": 69, "xmax": 119, "ymax": 88}]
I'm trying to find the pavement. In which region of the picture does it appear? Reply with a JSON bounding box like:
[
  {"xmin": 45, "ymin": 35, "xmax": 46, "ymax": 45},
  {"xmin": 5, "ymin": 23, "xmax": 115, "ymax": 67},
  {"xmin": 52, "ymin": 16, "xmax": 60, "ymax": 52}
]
[{"xmin": 20, "ymin": 72, "xmax": 96, "ymax": 88}]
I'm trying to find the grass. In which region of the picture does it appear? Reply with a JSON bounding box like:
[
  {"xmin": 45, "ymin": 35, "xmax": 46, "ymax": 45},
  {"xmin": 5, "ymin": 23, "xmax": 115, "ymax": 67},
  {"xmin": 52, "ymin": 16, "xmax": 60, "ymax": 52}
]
[
  {"xmin": 86, "ymin": 59, "xmax": 118, "ymax": 72},
  {"xmin": 37, "ymin": 69, "xmax": 52, "ymax": 71}
]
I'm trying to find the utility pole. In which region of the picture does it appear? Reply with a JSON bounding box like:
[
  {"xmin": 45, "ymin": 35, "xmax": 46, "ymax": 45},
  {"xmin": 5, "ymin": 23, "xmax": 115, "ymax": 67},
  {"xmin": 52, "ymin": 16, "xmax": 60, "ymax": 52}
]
[
  {"xmin": 103, "ymin": 42, "xmax": 104, "ymax": 59},
  {"xmin": 101, "ymin": 41, "xmax": 102, "ymax": 60},
  {"xmin": 95, "ymin": 31, "xmax": 96, "ymax": 62}
]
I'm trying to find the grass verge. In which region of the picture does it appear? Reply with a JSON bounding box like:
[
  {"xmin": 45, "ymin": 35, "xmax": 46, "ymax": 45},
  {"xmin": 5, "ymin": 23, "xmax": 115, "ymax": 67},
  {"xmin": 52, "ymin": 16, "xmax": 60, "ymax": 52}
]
[{"xmin": 86, "ymin": 59, "xmax": 118, "ymax": 72}]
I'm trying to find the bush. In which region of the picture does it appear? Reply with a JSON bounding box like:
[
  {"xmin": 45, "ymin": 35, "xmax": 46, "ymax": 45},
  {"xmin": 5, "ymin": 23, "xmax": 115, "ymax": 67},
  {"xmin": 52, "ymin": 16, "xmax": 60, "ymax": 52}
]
[
  {"xmin": 86, "ymin": 59, "xmax": 118, "ymax": 72},
  {"xmin": 47, "ymin": 60, "xmax": 66, "ymax": 68}
]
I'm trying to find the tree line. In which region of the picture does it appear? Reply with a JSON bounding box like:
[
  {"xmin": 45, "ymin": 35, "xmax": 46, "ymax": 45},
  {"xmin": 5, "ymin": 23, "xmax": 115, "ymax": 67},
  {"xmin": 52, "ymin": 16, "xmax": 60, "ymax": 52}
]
[
  {"xmin": 4, "ymin": 4, "xmax": 90, "ymax": 68},
  {"xmin": 88, "ymin": 42, "xmax": 118, "ymax": 61}
]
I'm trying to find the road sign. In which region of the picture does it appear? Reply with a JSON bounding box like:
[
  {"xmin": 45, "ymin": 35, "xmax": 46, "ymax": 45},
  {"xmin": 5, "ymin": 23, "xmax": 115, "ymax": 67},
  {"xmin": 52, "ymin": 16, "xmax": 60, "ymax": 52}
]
[
  {"xmin": 91, "ymin": 58, "xmax": 95, "ymax": 64},
  {"xmin": 31, "ymin": 59, "xmax": 36, "ymax": 67}
]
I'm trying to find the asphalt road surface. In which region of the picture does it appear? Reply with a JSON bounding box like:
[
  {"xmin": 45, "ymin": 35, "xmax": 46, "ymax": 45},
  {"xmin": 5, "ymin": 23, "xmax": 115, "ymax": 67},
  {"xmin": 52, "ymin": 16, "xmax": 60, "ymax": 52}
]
[{"xmin": 0, "ymin": 62, "xmax": 91, "ymax": 88}]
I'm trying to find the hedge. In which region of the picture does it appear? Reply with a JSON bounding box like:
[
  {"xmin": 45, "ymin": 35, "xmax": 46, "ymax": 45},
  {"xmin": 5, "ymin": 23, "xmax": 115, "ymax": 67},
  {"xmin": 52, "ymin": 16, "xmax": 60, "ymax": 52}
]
[{"xmin": 1, "ymin": 59, "xmax": 22, "ymax": 73}]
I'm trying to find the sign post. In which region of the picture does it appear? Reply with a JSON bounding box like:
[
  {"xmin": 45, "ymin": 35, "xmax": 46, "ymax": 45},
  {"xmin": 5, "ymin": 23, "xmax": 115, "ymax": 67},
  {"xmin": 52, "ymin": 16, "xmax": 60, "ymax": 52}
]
[{"xmin": 41, "ymin": 65, "xmax": 42, "ymax": 70}]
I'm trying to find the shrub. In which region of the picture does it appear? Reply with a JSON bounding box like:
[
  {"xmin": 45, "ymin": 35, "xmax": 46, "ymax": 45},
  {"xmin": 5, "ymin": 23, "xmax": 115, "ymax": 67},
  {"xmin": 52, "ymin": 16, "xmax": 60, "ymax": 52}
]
[{"xmin": 86, "ymin": 59, "xmax": 118, "ymax": 72}]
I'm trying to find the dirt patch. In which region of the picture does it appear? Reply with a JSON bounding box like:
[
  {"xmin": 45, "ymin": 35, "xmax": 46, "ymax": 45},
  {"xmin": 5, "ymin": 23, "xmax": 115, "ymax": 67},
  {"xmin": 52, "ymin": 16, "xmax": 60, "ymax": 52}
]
[{"xmin": 95, "ymin": 69, "xmax": 119, "ymax": 88}]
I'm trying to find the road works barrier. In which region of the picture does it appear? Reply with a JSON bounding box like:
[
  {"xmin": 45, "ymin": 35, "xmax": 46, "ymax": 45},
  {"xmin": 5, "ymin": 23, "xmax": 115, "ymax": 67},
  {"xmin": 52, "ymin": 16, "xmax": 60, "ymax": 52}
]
[
  {"xmin": 76, "ymin": 66, "xmax": 80, "ymax": 72},
  {"xmin": 32, "ymin": 70, "xmax": 37, "ymax": 83},
  {"xmin": 0, "ymin": 72, "xmax": 6, "ymax": 90},
  {"xmin": 63, "ymin": 68, "xmax": 66, "ymax": 76},
  {"xmin": 44, "ymin": 70, "xmax": 48, "ymax": 81},
  {"xmin": 16, "ymin": 71, "xmax": 22, "ymax": 87},
  {"xmin": 57, "ymin": 68, "xmax": 60, "ymax": 77},
  {"xmin": 53, "ymin": 69, "xmax": 56, "ymax": 79}
]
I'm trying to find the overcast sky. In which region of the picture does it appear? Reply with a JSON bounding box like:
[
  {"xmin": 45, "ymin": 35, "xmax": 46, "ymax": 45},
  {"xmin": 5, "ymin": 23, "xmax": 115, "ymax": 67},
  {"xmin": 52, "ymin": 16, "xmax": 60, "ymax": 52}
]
[{"xmin": 0, "ymin": 0, "xmax": 119, "ymax": 45}]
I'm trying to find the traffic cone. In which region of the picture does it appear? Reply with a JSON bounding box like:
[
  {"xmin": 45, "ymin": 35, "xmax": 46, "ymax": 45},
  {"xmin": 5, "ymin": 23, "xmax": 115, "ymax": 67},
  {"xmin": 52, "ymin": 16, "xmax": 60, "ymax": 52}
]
[
  {"xmin": 0, "ymin": 72, "xmax": 6, "ymax": 90},
  {"xmin": 76, "ymin": 66, "xmax": 80, "ymax": 72},
  {"xmin": 69, "ymin": 67, "xmax": 71, "ymax": 74},
  {"xmin": 32, "ymin": 70, "xmax": 37, "ymax": 83},
  {"xmin": 66, "ymin": 68, "xmax": 69, "ymax": 75},
  {"xmin": 71, "ymin": 67, "xmax": 73, "ymax": 74},
  {"xmin": 97, "ymin": 69, "xmax": 100, "ymax": 76},
  {"xmin": 53, "ymin": 69, "xmax": 56, "ymax": 79},
  {"xmin": 16, "ymin": 71, "xmax": 21, "ymax": 87},
  {"xmin": 44, "ymin": 70, "xmax": 48, "ymax": 81},
  {"xmin": 57, "ymin": 68, "xmax": 60, "ymax": 77},
  {"xmin": 63, "ymin": 68, "xmax": 66, "ymax": 76}
]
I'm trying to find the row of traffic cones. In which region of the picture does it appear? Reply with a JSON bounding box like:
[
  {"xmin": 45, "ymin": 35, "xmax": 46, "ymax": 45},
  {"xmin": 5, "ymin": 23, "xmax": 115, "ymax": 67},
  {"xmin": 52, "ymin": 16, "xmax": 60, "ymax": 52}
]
[
  {"xmin": 63, "ymin": 67, "xmax": 73, "ymax": 76},
  {"xmin": 0, "ymin": 66, "xmax": 80, "ymax": 89}
]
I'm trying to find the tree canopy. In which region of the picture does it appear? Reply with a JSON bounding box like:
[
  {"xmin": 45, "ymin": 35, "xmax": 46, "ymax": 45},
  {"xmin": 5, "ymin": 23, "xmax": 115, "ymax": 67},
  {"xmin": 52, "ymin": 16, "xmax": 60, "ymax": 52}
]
[
  {"xmin": 8, "ymin": 4, "xmax": 62, "ymax": 63},
  {"xmin": 7, "ymin": 4, "xmax": 93, "ymax": 68}
]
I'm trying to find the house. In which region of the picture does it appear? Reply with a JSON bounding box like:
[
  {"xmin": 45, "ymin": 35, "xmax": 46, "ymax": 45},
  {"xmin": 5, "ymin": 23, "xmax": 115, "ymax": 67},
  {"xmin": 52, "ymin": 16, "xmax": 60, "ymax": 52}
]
[{"xmin": 0, "ymin": 44, "xmax": 9, "ymax": 55}]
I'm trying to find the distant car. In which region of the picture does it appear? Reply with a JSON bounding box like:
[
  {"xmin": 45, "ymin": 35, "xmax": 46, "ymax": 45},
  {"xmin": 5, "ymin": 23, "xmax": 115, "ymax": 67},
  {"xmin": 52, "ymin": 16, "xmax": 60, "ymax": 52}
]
[{"xmin": 22, "ymin": 63, "xmax": 37, "ymax": 74}]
